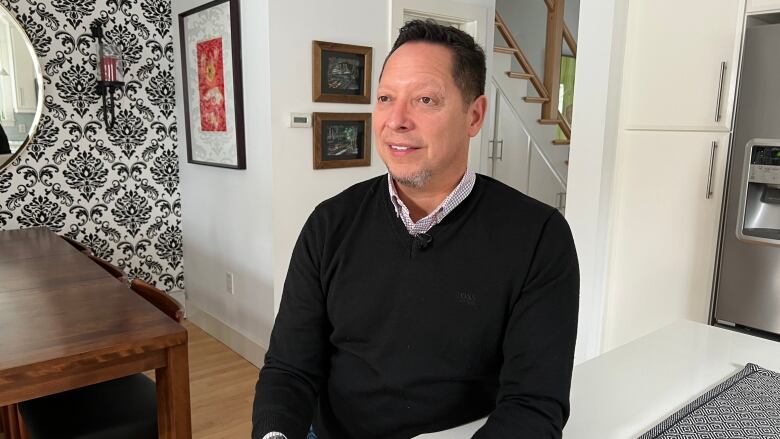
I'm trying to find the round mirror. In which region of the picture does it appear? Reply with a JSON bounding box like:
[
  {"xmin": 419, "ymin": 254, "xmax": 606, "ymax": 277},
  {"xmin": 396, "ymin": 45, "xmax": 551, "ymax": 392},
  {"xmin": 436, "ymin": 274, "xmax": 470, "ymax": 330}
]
[{"xmin": 0, "ymin": 4, "xmax": 44, "ymax": 171}]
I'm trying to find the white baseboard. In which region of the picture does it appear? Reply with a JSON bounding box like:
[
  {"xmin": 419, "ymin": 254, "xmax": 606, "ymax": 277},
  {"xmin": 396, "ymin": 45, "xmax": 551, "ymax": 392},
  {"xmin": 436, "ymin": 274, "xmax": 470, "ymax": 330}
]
[
  {"xmin": 185, "ymin": 301, "xmax": 267, "ymax": 368},
  {"xmin": 169, "ymin": 290, "xmax": 186, "ymax": 316}
]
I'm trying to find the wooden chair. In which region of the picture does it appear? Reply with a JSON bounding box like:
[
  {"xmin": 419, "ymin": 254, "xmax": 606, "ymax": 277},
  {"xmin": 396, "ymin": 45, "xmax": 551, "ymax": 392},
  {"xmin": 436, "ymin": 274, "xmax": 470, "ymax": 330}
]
[
  {"xmin": 129, "ymin": 279, "xmax": 184, "ymax": 323},
  {"xmin": 18, "ymin": 281, "xmax": 184, "ymax": 439},
  {"xmin": 87, "ymin": 254, "xmax": 128, "ymax": 284},
  {"xmin": 2, "ymin": 404, "xmax": 29, "ymax": 439},
  {"xmin": 59, "ymin": 235, "xmax": 92, "ymax": 255}
]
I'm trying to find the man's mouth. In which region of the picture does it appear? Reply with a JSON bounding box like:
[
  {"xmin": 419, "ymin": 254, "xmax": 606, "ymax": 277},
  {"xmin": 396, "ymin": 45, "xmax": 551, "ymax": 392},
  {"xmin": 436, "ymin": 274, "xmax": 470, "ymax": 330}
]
[{"xmin": 388, "ymin": 144, "xmax": 421, "ymax": 155}]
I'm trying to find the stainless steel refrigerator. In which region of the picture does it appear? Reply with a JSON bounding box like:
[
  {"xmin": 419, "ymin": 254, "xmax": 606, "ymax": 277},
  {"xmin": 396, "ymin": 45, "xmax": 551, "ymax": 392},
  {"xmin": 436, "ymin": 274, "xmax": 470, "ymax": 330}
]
[{"xmin": 713, "ymin": 20, "xmax": 780, "ymax": 335}]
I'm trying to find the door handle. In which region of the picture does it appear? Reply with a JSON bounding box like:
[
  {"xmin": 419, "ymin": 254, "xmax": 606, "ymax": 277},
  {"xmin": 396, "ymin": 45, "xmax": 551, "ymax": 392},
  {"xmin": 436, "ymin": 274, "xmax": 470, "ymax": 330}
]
[
  {"xmin": 715, "ymin": 61, "xmax": 727, "ymax": 122},
  {"xmin": 706, "ymin": 141, "xmax": 717, "ymax": 199},
  {"xmin": 496, "ymin": 140, "xmax": 504, "ymax": 161},
  {"xmin": 488, "ymin": 140, "xmax": 495, "ymax": 159}
]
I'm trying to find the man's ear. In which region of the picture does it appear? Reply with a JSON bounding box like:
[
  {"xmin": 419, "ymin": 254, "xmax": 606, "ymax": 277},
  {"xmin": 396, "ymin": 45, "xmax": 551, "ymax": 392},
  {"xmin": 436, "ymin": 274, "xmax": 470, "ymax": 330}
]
[{"xmin": 468, "ymin": 95, "xmax": 488, "ymax": 138}]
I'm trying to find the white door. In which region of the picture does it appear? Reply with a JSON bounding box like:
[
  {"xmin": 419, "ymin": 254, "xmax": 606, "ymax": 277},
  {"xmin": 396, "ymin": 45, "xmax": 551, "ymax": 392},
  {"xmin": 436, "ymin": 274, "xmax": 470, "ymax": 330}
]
[
  {"xmin": 602, "ymin": 130, "xmax": 729, "ymax": 350},
  {"xmin": 621, "ymin": 0, "xmax": 743, "ymax": 130},
  {"xmin": 528, "ymin": 143, "xmax": 566, "ymax": 212},
  {"xmin": 390, "ymin": 0, "xmax": 487, "ymax": 47},
  {"xmin": 492, "ymin": 90, "xmax": 531, "ymax": 193}
]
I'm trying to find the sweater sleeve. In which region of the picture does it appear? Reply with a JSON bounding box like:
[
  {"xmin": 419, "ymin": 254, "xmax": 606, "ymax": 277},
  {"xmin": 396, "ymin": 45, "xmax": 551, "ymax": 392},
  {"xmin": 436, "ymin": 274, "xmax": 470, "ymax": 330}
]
[
  {"xmin": 473, "ymin": 210, "xmax": 580, "ymax": 439},
  {"xmin": 252, "ymin": 210, "xmax": 329, "ymax": 439}
]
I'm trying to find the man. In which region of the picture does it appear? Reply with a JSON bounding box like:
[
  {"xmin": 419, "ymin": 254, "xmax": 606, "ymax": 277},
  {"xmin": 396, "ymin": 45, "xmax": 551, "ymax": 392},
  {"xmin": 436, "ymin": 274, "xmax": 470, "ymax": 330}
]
[{"xmin": 253, "ymin": 20, "xmax": 579, "ymax": 439}]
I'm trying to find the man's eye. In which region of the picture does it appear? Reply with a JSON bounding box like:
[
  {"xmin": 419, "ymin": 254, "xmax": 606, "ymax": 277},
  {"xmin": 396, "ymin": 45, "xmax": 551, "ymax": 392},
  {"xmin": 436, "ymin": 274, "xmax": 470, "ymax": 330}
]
[
  {"xmin": 378, "ymin": 95, "xmax": 390, "ymax": 103},
  {"xmin": 420, "ymin": 96, "xmax": 433, "ymax": 104}
]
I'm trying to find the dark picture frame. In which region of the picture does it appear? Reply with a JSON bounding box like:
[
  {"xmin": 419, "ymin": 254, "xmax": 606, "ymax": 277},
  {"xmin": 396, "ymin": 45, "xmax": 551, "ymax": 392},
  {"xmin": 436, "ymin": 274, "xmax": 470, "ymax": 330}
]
[
  {"xmin": 179, "ymin": 0, "xmax": 246, "ymax": 169},
  {"xmin": 312, "ymin": 41, "xmax": 372, "ymax": 104},
  {"xmin": 313, "ymin": 113, "xmax": 372, "ymax": 169}
]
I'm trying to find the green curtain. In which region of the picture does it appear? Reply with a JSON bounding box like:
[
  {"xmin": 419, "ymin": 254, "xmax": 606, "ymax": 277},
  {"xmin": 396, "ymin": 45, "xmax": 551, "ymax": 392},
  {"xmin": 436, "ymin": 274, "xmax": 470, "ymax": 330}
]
[{"xmin": 557, "ymin": 55, "xmax": 576, "ymax": 140}]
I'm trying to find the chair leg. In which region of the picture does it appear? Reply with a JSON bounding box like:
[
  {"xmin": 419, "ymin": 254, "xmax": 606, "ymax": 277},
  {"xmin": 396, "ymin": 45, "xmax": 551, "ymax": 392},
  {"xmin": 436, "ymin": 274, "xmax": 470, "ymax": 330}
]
[
  {"xmin": 16, "ymin": 407, "xmax": 28, "ymax": 439},
  {"xmin": 3, "ymin": 405, "xmax": 22, "ymax": 439},
  {"xmin": 0, "ymin": 405, "xmax": 6, "ymax": 435}
]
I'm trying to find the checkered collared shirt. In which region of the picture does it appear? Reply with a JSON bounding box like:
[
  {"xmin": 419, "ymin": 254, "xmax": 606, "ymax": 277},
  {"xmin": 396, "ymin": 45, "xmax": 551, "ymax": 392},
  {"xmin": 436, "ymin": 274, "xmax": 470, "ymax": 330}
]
[{"xmin": 388, "ymin": 170, "xmax": 476, "ymax": 235}]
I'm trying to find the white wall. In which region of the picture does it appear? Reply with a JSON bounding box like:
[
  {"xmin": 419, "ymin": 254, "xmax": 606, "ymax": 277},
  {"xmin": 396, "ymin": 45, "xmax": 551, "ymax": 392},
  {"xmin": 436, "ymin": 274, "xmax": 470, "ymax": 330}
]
[
  {"xmin": 173, "ymin": 0, "xmax": 276, "ymax": 353},
  {"xmin": 267, "ymin": 0, "xmax": 389, "ymax": 315},
  {"xmin": 565, "ymin": 0, "xmax": 629, "ymax": 363}
]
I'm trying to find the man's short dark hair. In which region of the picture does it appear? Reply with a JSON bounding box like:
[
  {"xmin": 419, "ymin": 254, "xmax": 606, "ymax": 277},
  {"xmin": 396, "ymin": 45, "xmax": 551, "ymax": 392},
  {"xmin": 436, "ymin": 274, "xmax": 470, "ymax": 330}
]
[{"xmin": 383, "ymin": 20, "xmax": 486, "ymax": 105}]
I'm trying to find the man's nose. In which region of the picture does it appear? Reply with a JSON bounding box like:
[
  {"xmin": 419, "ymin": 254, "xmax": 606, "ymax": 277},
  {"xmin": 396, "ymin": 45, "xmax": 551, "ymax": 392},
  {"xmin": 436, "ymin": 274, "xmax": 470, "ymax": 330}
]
[{"xmin": 386, "ymin": 101, "xmax": 413, "ymax": 131}]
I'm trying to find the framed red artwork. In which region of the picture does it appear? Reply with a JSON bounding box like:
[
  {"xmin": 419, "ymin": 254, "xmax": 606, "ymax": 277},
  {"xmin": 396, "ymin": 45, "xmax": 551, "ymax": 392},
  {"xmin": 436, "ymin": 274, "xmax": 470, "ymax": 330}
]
[
  {"xmin": 179, "ymin": 0, "xmax": 246, "ymax": 169},
  {"xmin": 196, "ymin": 37, "xmax": 227, "ymax": 132}
]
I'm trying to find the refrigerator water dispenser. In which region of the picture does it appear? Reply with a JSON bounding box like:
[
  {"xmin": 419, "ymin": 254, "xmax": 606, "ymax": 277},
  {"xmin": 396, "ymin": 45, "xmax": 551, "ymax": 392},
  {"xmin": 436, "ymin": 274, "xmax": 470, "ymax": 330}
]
[{"xmin": 737, "ymin": 139, "xmax": 780, "ymax": 245}]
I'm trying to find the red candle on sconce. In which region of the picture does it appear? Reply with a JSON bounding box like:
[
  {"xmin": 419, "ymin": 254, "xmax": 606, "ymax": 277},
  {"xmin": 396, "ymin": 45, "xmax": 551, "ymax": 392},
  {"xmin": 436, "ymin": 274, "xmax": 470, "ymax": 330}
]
[
  {"xmin": 101, "ymin": 56, "xmax": 117, "ymax": 82},
  {"xmin": 90, "ymin": 21, "xmax": 125, "ymax": 129}
]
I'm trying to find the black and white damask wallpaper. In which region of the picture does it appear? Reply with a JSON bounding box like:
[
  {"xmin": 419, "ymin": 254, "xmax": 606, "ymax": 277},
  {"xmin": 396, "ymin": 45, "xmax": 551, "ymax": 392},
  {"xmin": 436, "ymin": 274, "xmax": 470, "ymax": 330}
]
[{"xmin": 0, "ymin": 0, "xmax": 184, "ymax": 292}]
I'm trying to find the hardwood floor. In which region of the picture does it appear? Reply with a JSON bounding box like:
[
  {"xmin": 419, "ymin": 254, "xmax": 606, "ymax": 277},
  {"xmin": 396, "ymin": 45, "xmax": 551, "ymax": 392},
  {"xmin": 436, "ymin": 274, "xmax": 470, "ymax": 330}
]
[
  {"xmin": 1, "ymin": 320, "xmax": 260, "ymax": 439},
  {"xmin": 185, "ymin": 320, "xmax": 261, "ymax": 439}
]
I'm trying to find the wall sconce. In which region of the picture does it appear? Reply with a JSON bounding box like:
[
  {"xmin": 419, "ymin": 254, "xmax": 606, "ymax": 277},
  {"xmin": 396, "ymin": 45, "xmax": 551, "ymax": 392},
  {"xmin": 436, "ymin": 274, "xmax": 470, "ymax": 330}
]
[{"xmin": 90, "ymin": 22, "xmax": 124, "ymax": 129}]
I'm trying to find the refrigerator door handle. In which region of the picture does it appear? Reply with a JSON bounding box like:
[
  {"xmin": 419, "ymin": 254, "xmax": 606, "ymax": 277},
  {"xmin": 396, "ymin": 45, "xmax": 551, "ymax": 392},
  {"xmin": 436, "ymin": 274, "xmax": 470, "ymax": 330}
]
[
  {"xmin": 715, "ymin": 61, "xmax": 727, "ymax": 122},
  {"xmin": 706, "ymin": 141, "xmax": 717, "ymax": 199}
]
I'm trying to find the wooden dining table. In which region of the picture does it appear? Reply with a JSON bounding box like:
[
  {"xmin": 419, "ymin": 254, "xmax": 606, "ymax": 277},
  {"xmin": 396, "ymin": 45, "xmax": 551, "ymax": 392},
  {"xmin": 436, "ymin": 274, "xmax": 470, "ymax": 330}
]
[{"xmin": 0, "ymin": 227, "xmax": 191, "ymax": 438}]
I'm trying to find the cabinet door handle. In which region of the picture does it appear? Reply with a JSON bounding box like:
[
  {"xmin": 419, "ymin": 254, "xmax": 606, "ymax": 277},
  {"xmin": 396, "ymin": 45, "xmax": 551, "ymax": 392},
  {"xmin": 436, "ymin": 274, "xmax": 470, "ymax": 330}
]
[
  {"xmin": 715, "ymin": 61, "xmax": 727, "ymax": 122},
  {"xmin": 496, "ymin": 140, "xmax": 504, "ymax": 161},
  {"xmin": 556, "ymin": 192, "xmax": 566, "ymax": 212},
  {"xmin": 706, "ymin": 141, "xmax": 717, "ymax": 199},
  {"xmin": 488, "ymin": 140, "xmax": 495, "ymax": 159}
]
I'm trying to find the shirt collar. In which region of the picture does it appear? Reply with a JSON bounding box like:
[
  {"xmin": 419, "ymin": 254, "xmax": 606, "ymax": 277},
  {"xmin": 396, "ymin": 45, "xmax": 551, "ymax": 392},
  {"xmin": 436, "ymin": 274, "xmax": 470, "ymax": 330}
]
[{"xmin": 387, "ymin": 170, "xmax": 476, "ymax": 235}]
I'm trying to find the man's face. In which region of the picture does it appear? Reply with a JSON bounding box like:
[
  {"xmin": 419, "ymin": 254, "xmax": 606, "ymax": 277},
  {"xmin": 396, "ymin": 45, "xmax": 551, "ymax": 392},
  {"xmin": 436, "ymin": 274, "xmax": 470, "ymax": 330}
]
[{"xmin": 373, "ymin": 41, "xmax": 486, "ymax": 189}]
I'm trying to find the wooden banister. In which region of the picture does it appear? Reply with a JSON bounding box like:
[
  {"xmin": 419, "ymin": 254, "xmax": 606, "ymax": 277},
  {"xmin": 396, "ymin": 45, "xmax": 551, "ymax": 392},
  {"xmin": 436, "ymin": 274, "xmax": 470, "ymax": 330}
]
[
  {"xmin": 563, "ymin": 25, "xmax": 577, "ymax": 57},
  {"xmin": 495, "ymin": 12, "xmax": 549, "ymax": 99},
  {"xmin": 542, "ymin": 0, "xmax": 565, "ymax": 120},
  {"xmin": 543, "ymin": 0, "xmax": 577, "ymax": 57},
  {"xmin": 558, "ymin": 113, "xmax": 572, "ymax": 139}
]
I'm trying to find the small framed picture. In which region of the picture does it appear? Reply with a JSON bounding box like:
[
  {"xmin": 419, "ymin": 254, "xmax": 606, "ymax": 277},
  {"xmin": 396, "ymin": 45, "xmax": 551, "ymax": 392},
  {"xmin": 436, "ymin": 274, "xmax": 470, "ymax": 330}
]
[
  {"xmin": 179, "ymin": 0, "xmax": 246, "ymax": 169},
  {"xmin": 312, "ymin": 41, "xmax": 372, "ymax": 104},
  {"xmin": 313, "ymin": 113, "xmax": 372, "ymax": 169}
]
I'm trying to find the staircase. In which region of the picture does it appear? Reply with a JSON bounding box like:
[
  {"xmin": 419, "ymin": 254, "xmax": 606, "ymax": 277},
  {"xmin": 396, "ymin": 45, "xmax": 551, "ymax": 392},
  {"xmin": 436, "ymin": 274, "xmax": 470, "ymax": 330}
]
[{"xmin": 494, "ymin": 0, "xmax": 576, "ymax": 146}]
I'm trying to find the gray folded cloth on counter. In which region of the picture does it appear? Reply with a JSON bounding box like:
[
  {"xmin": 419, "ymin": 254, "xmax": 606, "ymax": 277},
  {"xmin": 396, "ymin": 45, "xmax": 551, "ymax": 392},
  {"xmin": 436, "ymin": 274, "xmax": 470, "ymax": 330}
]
[{"xmin": 639, "ymin": 363, "xmax": 780, "ymax": 439}]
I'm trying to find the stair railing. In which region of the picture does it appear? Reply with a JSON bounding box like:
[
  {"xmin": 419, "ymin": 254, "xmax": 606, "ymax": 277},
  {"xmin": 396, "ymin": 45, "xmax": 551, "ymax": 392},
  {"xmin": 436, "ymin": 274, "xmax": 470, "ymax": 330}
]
[{"xmin": 495, "ymin": 0, "xmax": 577, "ymax": 143}]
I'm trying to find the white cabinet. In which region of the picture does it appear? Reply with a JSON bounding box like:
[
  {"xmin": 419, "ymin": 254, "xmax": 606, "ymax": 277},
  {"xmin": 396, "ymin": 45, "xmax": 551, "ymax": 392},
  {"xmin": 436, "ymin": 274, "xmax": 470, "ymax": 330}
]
[
  {"xmin": 622, "ymin": 0, "xmax": 744, "ymax": 130},
  {"xmin": 603, "ymin": 130, "xmax": 729, "ymax": 350},
  {"xmin": 528, "ymin": 144, "xmax": 566, "ymax": 213},
  {"xmin": 491, "ymin": 90, "xmax": 530, "ymax": 194},
  {"xmin": 484, "ymin": 81, "xmax": 567, "ymax": 211},
  {"xmin": 747, "ymin": 0, "xmax": 780, "ymax": 13}
]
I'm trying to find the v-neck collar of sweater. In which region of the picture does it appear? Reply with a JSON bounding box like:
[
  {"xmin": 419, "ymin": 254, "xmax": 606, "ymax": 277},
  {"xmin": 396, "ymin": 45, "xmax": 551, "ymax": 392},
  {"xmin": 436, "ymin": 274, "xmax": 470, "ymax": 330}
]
[
  {"xmin": 387, "ymin": 170, "xmax": 477, "ymax": 236},
  {"xmin": 381, "ymin": 174, "xmax": 485, "ymax": 255}
]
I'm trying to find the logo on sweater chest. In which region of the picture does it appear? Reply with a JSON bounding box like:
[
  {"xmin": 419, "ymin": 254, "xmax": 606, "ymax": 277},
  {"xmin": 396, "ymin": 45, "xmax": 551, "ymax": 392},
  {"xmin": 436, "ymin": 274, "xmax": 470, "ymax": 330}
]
[{"xmin": 456, "ymin": 291, "xmax": 477, "ymax": 306}]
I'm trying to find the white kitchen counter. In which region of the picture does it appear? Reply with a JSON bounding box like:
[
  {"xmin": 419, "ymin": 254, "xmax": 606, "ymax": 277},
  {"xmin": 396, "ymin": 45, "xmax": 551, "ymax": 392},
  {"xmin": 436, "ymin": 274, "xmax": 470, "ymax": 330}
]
[{"xmin": 416, "ymin": 320, "xmax": 780, "ymax": 438}]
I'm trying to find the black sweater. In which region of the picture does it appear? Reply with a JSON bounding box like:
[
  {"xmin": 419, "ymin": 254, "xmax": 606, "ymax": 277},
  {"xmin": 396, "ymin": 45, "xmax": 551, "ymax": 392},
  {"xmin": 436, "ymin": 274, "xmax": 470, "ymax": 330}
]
[{"xmin": 252, "ymin": 174, "xmax": 579, "ymax": 439}]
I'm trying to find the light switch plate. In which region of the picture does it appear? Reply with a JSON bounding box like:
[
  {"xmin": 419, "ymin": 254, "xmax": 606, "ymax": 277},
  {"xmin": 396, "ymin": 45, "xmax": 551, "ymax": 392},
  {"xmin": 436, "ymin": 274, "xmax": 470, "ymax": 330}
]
[{"xmin": 290, "ymin": 112, "xmax": 311, "ymax": 128}]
